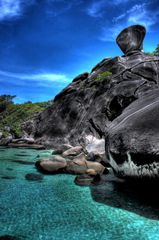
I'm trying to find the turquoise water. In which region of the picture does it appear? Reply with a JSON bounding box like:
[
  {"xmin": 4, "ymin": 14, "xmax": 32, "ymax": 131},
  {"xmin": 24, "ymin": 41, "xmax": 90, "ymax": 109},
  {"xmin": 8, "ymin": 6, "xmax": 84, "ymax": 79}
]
[{"xmin": 1, "ymin": 147, "xmax": 159, "ymax": 240}]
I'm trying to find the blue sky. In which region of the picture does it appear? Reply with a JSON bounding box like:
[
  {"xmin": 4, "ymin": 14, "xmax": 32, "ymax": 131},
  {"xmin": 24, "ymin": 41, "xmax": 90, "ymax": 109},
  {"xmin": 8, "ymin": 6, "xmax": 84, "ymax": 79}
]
[{"xmin": 0, "ymin": 0, "xmax": 159, "ymax": 103}]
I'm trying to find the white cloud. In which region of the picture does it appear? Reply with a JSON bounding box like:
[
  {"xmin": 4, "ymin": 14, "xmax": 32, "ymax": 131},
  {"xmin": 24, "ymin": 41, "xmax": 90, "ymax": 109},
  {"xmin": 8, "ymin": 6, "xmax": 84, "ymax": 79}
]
[
  {"xmin": 100, "ymin": 3, "xmax": 159, "ymax": 42},
  {"xmin": 127, "ymin": 9, "xmax": 158, "ymax": 29},
  {"xmin": 114, "ymin": 3, "xmax": 159, "ymax": 28},
  {"xmin": 0, "ymin": 70, "xmax": 70, "ymax": 83},
  {"xmin": 0, "ymin": 0, "xmax": 35, "ymax": 21}
]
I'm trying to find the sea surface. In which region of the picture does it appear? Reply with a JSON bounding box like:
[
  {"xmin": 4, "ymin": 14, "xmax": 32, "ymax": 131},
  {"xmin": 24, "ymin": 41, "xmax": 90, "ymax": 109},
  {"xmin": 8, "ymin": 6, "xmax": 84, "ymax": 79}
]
[{"xmin": 0, "ymin": 147, "xmax": 159, "ymax": 240}]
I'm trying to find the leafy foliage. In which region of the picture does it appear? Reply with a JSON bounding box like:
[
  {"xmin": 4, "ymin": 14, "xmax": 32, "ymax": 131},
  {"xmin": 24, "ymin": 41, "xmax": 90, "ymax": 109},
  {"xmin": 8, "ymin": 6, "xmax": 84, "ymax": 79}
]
[
  {"xmin": 0, "ymin": 95, "xmax": 16, "ymax": 113},
  {"xmin": 0, "ymin": 97, "xmax": 48, "ymax": 138},
  {"xmin": 146, "ymin": 44, "xmax": 159, "ymax": 56},
  {"xmin": 153, "ymin": 44, "xmax": 159, "ymax": 56}
]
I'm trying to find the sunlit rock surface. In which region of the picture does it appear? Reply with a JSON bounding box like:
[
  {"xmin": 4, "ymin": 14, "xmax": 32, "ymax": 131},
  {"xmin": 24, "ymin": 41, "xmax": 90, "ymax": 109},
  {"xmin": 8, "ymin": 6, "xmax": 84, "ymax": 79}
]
[{"xmin": 106, "ymin": 89, "xmax": 159, "ymax": 179}]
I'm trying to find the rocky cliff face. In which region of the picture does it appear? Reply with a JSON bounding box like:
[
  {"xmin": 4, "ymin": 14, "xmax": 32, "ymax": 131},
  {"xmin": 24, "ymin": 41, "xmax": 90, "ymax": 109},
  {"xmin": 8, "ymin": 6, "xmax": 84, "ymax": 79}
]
[{"xmin": 24, "ymin": 25, "xmax": 159, "ymax": 179}]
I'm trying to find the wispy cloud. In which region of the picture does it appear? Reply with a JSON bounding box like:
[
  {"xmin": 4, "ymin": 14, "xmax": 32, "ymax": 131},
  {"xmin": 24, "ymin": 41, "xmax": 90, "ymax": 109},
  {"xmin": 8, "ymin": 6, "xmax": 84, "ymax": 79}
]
[
  {"xmin": 86, "ymin": 0, "xmax": 131, "ymax": 18},
  {"xmin": 113, "ymin": 3, "xmax": 158, "ymax": 28},
  {"xmin": 100, "ymin": 2, "xmax": 159, "ymax": 42},
  {"xmin": 45, "ymin": 0, "xmax": 83, "ymax": 17},
  {"xmin": 0, "ymin": 69, "xmax": 70, "ymax": 102},
  {"xmin": 0, "ymin": 70, "xmax": 70, "ymax": 84},
  {"xmin": 0, "ymin": 0, "xmax": 82, "ymax": 21},
  {"xmin": 0, "ymin": 0, "xmax": 35, "ymax": 21},
  {"xmin": 86, "ymin": 0, "xmax": 105, "ymax": 17},
  {"xmin": 100, "ymin": 24, "xmax": 125, "ymax": 42},
  {"xmin": 127, "ymin": 7, "xmax": 159, "ymax": 28}
]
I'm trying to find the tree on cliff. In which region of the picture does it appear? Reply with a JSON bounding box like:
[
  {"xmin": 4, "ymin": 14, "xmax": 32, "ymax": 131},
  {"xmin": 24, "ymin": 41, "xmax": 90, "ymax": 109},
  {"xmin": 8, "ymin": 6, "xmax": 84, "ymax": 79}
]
[
  {"xmin": 153, "ymin": 44, "xmax": 159, "ymax": 56},
  {"xmin": 0, "ymin": 95, "xmax": 16, "ymax": 113}
]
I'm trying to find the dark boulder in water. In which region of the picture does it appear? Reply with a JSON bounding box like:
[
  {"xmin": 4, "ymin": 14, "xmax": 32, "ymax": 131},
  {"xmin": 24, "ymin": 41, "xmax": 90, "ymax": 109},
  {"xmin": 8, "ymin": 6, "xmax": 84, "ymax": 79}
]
[{"xmin": 0, "ymin": 235, "xmax": 18, "ymax": 240}]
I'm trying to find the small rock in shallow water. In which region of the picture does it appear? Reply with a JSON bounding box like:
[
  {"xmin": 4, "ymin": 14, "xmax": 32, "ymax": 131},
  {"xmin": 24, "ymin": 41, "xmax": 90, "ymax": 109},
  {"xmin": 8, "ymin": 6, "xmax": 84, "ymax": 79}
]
[
  {"xmin": 12, "ymin": 160, "xmax": 34, "ymax": 165},
  {"xmin": 86, "ymin": 169, "xmax": 97, "ymax": 176},
  {"xmin": 1, "ymin": 176, "xmax": 16, "ymax": 180},
  {"xmin": 6, "ymin": 168, "xmax": 13, "ymax": 171},
  {"xmin": 91, "ymin": 174, "xmax": 101, "ymax": 185},
  {"xmin": 62, "ymin": 146, "xmax": 83, "ymax": 158},
  {"xmin": 25, "ymin": 173, "xmax": 43, "ymax": 181},
  {"xmin": 35, "ymin": 156, "xmax": 67, "ymax": 174},
  {"xmin": 74, "ymin": 174, "xmax": 94, "ymax": 186},
  {"xmin": 52, "ymin": 149, "xmax": 63, "ymax": 155},
  {"xmin": 52, "ymin": 144, "xmax": 73, "ymax": 155}
]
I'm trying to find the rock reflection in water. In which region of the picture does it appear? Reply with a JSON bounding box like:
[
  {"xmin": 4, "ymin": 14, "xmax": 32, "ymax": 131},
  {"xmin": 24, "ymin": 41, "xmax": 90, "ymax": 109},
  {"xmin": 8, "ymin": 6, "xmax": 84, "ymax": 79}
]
[{"xmin": 90, "ymin": 169, "xmax": 159, "ymax": 220}]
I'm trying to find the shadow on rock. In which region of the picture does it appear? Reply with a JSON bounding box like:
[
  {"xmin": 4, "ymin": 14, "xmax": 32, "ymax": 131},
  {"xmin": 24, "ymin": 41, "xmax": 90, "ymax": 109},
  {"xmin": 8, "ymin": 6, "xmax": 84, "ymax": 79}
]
[{"xmin": 90, "ymin": 170, "xmax": 159, "ymax": 220}]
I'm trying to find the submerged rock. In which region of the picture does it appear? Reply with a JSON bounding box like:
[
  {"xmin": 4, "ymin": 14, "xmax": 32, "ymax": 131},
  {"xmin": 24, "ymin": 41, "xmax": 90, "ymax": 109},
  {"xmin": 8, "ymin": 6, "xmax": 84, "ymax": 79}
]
[
  {"xmin": 6, "ymin": 168, "xmax": 13, "ymax": 171},
  {"xmin": 74, "ymin": 173, "xmax": 101, "ymax": 186},
  {"xmin": 13, "ymin": 160, "xmax": 34, "ymax": 165},
  {"xmin": 74, "ymin": 174, "xmax": 94, "ymax": 186},
  {"xmin": 0, "ymin": 235, "xmax": 18, "ymax": 240},
  {"xmin": 1, "ymin": 176, "xmax": 16, "ymax": 180},
  {"xmin": 25, "ymin": 173, "xmax": 44, "ymax": 181}
]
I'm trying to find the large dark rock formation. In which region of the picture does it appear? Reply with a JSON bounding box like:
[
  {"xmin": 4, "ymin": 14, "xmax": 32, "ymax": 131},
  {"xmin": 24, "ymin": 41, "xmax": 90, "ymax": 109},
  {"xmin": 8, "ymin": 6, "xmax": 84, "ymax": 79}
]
[
  {"xmin": 106, "ymin": 89, "xmax": 159, "ymax": 179},
  {"xmin": 24, "ymin": 25, "xmax": 159, "ymax": 179}
]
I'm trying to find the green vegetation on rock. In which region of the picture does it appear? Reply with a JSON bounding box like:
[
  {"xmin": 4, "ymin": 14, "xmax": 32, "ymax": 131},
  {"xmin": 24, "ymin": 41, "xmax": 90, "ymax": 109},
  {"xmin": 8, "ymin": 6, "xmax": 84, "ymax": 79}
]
[
  {"xmin": 153, "ymin": 44, "xmax": 159, "ymax": 56},
  {"xmin": 146, "ymin": 44, "xmax": 159, "ymax": 56},
  {"xmin": 95, "ymin": 71, "xmax": 112, "ymax": 82},
  {"xmin": 0, "ymin": 95, "xmax": 49, "ymax": 138}
]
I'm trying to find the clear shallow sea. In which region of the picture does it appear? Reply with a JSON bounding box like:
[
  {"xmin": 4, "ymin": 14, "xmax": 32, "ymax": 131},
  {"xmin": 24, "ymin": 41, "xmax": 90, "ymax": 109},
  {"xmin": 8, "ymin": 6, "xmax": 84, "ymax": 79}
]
[{"xmin": 0, "ymin": 147, "xmax": 159, "ymax": 240}]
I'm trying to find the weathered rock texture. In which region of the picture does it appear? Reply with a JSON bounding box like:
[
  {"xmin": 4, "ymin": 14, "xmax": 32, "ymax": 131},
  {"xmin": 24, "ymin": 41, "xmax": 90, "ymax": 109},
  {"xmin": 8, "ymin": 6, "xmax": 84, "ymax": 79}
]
[
  {"xmin": 106, "ymin": 89, "xmax": 159, "ymax": 179},
  {"xmin": 24, "ymin": 25, "xmax": 159, "ymax": 179}
]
